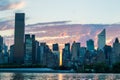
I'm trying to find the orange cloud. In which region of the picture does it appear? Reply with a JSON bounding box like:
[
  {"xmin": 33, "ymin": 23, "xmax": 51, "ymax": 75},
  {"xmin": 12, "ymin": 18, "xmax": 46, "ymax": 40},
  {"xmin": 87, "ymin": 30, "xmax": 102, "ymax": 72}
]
[
  {"xmin": 0, "ymin": 0, "xmax": 25, "ymax": 11},
  {"xmin": 9, "ymin": 1, "xmax": 25, "ymax": 10}
]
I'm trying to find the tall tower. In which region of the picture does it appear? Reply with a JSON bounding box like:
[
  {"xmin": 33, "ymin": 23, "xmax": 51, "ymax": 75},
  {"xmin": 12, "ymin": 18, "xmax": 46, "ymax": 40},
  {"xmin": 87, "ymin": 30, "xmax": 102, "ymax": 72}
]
[
  {"xmin": 86, "ymin": 39, "xmax": 94, "ymax": 51},
  {"xmin": 98, "ymin": 29, "xmax": 106, "ymax": 50},
  {"xmin": 112, "ymin": 38, "xmax": 120, "ymax": 64},
  {"xmin": 14, "ymin": 13, "xmax": 25, "ymax": 64}
]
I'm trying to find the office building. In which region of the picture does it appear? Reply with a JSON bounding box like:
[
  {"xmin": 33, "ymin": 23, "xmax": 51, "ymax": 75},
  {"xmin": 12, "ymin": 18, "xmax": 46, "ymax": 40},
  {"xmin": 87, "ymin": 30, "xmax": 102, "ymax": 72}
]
[
  {"xmin": 0, "ymin": 36, "xmax": 4, "ymax": 64},
  {"xmin": 112, "ymin": 38, "xmax": 120, "ymax": 64},
  {"xmin": 52, "ymin": 43, "xmax": 60, "ymax": 67},
  {"xmin": 14, "ymin": 13, "xmax": 25, "ymax": 64},
  {"xmin": 96, "ymin": 50, "xmax": 105, "ymax": 63},
  {"xmin": 98, "ymin": 29, "xmax": 106, "ymax": 50},
  {"xmin": 71, "ymin": 41, "xmax": 80, "ymax": 61},
  {"xmin": 62, "ymin": 43, "xmax": 71, "ymax": 67},
  {"xmin": 9, "ymin": 45, "xmax": 14, "ymax": 63},
  {"xmin": 24, "ymin": 34, "xmax": 33, "ymax": 64},
  {"xmin": 104, "ymin": 45, "xmax": 112, "ymax": 65},
  {"xmin": 86, "ymin": 39, "xmax": 94, "ymax": 51},
  {"xmin": 80, "ymin": 47, "xmax": 86, "ymax": 64}
]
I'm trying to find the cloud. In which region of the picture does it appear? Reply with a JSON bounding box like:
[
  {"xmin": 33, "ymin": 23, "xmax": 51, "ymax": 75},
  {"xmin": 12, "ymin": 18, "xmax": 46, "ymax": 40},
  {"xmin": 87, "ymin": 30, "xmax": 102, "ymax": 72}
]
[
  {"xmin": 1, "ymin": 20, "xmax": 120, "ymax": 50},
  {"xmin": 0, "ymin": 0, "xmax": 25, "ymax": 11},
  {"xmin": 0, "ymin": 20, "xmax": 14, "ymax": 30},
  {"xmin": 36, "ymin": 35, "xmax": 70, "ymax": 41},
  {"xmin": 0, "ymin": 29, "xmax": 14, "ymax": 37}
]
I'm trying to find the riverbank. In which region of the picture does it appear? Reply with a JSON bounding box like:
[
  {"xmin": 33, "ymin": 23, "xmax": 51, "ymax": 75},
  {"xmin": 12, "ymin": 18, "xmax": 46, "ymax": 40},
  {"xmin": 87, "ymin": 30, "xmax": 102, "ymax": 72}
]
[{"xmin": 0, "ymin": 68, "xmax": 75, "ymax": 73}]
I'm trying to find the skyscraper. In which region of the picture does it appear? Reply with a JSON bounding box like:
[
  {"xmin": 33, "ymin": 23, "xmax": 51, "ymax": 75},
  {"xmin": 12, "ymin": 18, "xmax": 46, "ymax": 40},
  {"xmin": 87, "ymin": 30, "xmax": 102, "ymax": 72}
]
[
  {"xmin": 71, "ymin": 41, "xmax": 80, "ymax": 61},
  {"xmin": 98, "ymin": 29, "xmax": 106, "ymax": 50},
  {"xmin": 24, "ymin": 34, "xmax": 33, "ymax": 64},
  {"xmin": 52, "ymin": 43, "xmax": 59, "ymax": 51},
  {"xmin": 52, "ymin": 43, "xmax": 60, "ymax": 66},
  {"xmin": 112, "ymin": 38, "xmax": 120, "ymax": 64},
  {"xmin": 86, "ymin": 39, "xmax": 94, "ymax": 51},
  {"xmin": 0, "ymin": 36, "xmax": 3, "ymax": 51},
  {"xmin": 39, "ymin": 43, "xmax": 46, "ymax": 65},
  {"xmin": 0, "ymin": 36, "xmax": 4, "ymax": 64},
  {"xmin": 104, "ymin": 45, "xmax": 112, "ymax": 65},
  {"xmin": 14, "ymin": 13, "xmax": 25, "ymax": 64},
  {"xmin": 62, "ymin": 43, "xmax": 71, "ymax": 67}
]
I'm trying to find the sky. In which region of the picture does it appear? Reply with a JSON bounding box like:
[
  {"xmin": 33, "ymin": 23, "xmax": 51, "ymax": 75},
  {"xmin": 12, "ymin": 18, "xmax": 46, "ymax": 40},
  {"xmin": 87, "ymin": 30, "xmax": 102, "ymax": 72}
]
[
  {"xmin": 0, "ymin": 0, "xmax": 120, "ymax": 24},
  {"xmin": 0, "ymin": 0, "xmax": 120, "ymax": 50}
]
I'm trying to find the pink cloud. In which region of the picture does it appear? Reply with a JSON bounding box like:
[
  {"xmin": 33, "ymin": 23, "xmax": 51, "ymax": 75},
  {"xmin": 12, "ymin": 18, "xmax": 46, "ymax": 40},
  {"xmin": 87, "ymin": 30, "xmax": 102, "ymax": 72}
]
[
  {"xmin": 9, "ymin": 1, "xmax": 25, "ymax": 10},
  {"xmin": 1, "ymin": 20, "xmax": 120, "ymax": 50}
]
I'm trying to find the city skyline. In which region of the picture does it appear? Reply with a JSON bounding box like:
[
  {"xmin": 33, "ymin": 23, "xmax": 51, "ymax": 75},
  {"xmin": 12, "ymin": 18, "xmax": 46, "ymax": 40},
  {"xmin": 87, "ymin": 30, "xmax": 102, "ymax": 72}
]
[
  {"xmin": 0, "ymin": 13, "xmax": 120, "ymax": 72},
  {"xmin": 1, "ymin": 1, "xmax": 120, "ymax": 78}
]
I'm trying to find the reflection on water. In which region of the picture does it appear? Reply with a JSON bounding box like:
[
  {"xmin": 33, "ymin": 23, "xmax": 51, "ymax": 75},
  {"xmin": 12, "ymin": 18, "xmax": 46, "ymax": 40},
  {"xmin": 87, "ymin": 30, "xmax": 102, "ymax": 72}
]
[{"xmin": 0, "ymin": 73, "xmax": 120, "ymax": 80}]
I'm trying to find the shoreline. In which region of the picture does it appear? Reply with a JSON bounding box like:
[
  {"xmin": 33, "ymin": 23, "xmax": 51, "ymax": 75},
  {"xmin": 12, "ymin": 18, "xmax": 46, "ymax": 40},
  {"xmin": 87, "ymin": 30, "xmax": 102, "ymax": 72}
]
[
  {"xmin": 0, "ymin": 68, "xmax": 120, "ymax": 74},
  {"xmin": 0, "ymin": 68, "xmax": 75, "ymax": 73}
]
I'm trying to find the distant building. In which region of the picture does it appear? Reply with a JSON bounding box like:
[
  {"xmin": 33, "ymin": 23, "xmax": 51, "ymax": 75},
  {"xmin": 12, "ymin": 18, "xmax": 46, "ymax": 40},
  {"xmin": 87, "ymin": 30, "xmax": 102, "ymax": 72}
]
[
  {"xmin": 24, "ymin": 34, "xmax": 33, "ymax": 64},
  {"xmin": 112, "ymin": 38, "xmax": 120, "ymax": 64},
  {"xmin": 80, "ymin": 47, "xmax": 86, "ymax": 64},
  {"xmin": 96, "ymin": 50, "xmax": 105, "ymax": 63},
  {"xmin": 71, "ymin": 41, "xmax": 80, "ymax": 62},
  {"xmin": 0, "ymin": 36, "xmax": 4, "ymax": 64},
  {"xmin": 14, "ymin": 13, "xmax": 25, "ymax": 64},
  {"xmin": 52, "ymin": 43, "xmax": 59, "ymax": 51},
  {"xmin": 9, "ymin": 45, "xmax": 14, "ymax": 63},
  {"xmin": 35, "ymin": 40, "xmax": 39, "ymax": 64},
  {"xmin": 62, "ymin": 43, "xmax": 71, "ymax": 67},
  {"xmin": 3, "ymin": 44, "xmax": 8, "ymax": 64},
  {"xmin": 104, "ymin": 45, "xmax": 112, "ymax": 65},
  {"xmin": 31, "ymin": 35, "xmax": 37, "ymax": 64},
  {"xmin": 39, "ymin": 43, "xmax": 46, "ymax": 65},
  {"xmin": 38, "ymin": 43, "xmax": 56, "ymax": 68},
  {"xmin": 44, "ymin": 45, "xmax": 55, "ymax": 67},
  {"xmin": 84, "ymin": 50, "xmax": 91, "ymax": 65},
  {"xmin": 98, "ymin": 29, "xmax": 106, "ymax": 50},
  {"xmin": 52, "ymin": 43, "xmax": 60, "ymax": 67},
  {"xmin": 86, "ymin": 39, "xmax": 94, "ymax": 51}
]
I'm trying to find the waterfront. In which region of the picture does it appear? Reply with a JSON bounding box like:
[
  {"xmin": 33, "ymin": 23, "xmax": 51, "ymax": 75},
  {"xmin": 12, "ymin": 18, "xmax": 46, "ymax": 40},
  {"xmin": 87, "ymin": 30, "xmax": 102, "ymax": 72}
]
[{"xmin": 0, "ymin": 73, "xmax": 120, "ymax": 80}]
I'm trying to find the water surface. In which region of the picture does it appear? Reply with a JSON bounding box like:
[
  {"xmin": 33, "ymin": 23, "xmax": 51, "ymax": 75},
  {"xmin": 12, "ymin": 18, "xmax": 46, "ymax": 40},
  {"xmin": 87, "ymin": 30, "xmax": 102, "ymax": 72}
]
[{"xmin": 0, "ymin": 73, "xmax": 120, "ymax": 80}]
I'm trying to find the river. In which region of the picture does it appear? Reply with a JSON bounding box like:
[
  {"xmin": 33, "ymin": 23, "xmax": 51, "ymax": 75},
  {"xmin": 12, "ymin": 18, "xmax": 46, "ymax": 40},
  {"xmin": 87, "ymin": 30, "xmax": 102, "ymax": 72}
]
[{"xmin": 0, "ymin": 73, "xmax": 120, "ymax": 80}]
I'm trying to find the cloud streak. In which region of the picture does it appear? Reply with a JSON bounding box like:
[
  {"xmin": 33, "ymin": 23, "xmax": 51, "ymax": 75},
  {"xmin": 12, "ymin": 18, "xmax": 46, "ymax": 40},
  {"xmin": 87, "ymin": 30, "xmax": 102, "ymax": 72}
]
[{"xmin": 0, "ymin": 20, "xmax": 120, "ymax": 50}]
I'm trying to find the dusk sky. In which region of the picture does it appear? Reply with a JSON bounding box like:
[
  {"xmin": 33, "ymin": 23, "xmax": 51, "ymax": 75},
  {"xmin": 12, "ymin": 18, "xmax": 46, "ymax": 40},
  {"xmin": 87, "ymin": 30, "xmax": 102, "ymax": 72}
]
[{"xmin": 0, "ymin": 0, "xmax": 120, "ymax": 50}]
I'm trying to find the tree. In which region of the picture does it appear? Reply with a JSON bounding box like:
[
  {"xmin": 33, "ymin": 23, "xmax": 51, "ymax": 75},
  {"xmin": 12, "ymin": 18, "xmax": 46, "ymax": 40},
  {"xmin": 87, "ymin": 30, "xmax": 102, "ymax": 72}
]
[
  {"xmin": 93, "ymin": 63, "xmax": 110, "ymax": 73},
  {"xmin": 112, "ymin": 62, "xmax": 120, "ymax": 73}
]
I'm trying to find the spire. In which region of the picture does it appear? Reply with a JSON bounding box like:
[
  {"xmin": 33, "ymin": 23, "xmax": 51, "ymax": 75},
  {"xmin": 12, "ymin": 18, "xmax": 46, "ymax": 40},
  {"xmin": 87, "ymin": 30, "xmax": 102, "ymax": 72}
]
[{"xmin": 115, "ymin": 37, "xmax": 119, "ymax": 43}]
